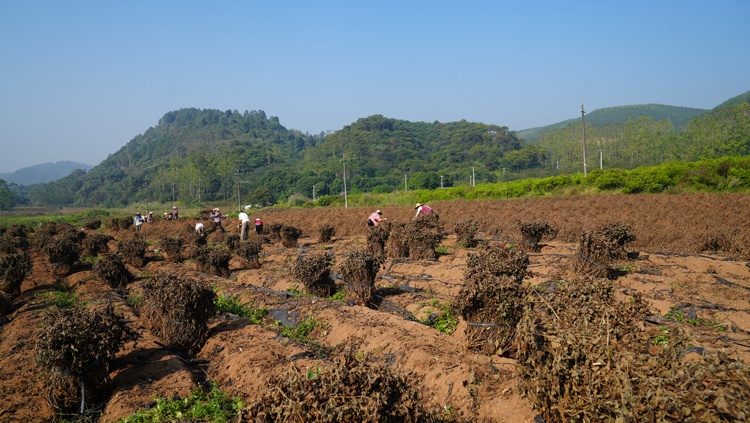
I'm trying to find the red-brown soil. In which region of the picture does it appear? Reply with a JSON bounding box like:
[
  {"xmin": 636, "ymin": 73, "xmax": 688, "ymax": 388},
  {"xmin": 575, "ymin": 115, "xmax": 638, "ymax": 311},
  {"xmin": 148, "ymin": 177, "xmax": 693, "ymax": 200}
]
[{"xmin": 2, "ymin": 193, "xmax": 750, "ymax": 422}]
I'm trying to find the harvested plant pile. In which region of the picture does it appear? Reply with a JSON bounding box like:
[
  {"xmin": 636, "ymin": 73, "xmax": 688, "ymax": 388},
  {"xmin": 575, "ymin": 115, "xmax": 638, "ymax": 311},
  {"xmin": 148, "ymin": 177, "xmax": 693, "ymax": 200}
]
[
  {"xmin": 104, "ymin": 217, "xmax": 134, "ymax": 231},
  {"xmin": 454, "ymin": 219, "xmax": 479, "ymax": 248},
  {"xmin": 225, "ymin": 234, "xmax": 240, "ymax": 251},
  {"xmin": 140, "ymin": 272, "xmax": 216, "ymax": 355},
  {"xmin": 570, "ymin": 222, "xmax": 636, "ymax": 278},
  {"xmin": 281, "ymin": 225, "xmax": 302, "ymax": 248},
  {"xmin": 117, "ymin": 238, "xmax": 147, "ymax": 268},
  {"xmin": 82, "ymin": 233, "xmax": 112, "ymax": 257},
  {"xmin": 207, "ymin": 248, "xmax": 232, "ymax": 277},
  {"xmin": 43, "ymin": 232, "xmax": 81, "ymax": 276},
  {"xmin": 35, "ymin": 305, "xmax": 132, "ymax": 414},
  {"xmin": 82, "ymin": 219, "xmax": 101, "ymax": 230},
  {"xmin": 0, "ymin": 224, "xmax": 29, "ymax": 251},
  {"xmin": 519, "ymin": 220, "xmax": 557, "ymax": 252},
  {"xmin": 339, "ymin": 249, "xmax": 384, "ymax": 307},
  {"xmin": 92, "ymin": 253, "xmax": 133, "ymax": 289},
  {"xmin": 386, "ymin": 223, "xmax": 409, "ymax": 259},
  {"xmin": 0, "ymin": 251, "xmax": 32, "ymax": 296},
  {"xmin": 366, "ymin": 222, "xmax": 390, "ymax": 255},
  {"xmin": 514, "ymin": 276, "xmax": 750, "ymax": 422},
  {"xmin": 455, "ymin": 244, "xmax": 530, "ymax": 356},
  {"xmin": 318, "ymin": 223, "xmax": 336, "ymax": 243},
  {"xmin": 268, "ymin": 223, "xmax": 283, "ymax": 239},
  {"xmin": 160, "ymin": 236, "xmax": 184, "ymax": 263},
  {"xmin": 292, "ymin": 252, "xmax": 335, "ymax": 297},
  {"xmin": 243, "ymin": 352, "xmax": 453, "ymax": 423},
  {"xmin": 404, "ymin": 214, "xmax": 445, "ymax": 260},
  {"xmin": 235, "ymin": 239, "xmax": 263, "ymax": 269}
]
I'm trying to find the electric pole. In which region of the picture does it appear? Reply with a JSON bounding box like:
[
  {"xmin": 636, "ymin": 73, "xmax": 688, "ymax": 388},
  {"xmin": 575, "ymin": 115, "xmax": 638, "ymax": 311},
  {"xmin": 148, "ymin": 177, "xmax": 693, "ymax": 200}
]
[
  {"xmin": 341, "ymin": 154, "xmax": 348, "ymax": 208},
  {"xmin": 582, "ymin": 103, "xmax": 588, "ymax": 178}
]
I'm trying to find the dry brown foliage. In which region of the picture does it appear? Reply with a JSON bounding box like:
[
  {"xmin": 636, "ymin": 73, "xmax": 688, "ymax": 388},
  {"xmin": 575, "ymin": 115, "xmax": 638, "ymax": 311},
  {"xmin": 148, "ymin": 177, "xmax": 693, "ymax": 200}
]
[
  {"xmin": 207, "ymin": 248, "xmax": 232, "ymax": 278},
  {"xmin": 0, "ymin": 251, "xmax": 32, "ymax": 296},
  {"xmin": 281, "ymin": 225, "xmax": 302, "ymax": 248},
  {"xmin": 140, "ymin": 272, "xmax": 216, "ymax": 356},
  {"xmin": 454, "ymin": 219, "xmax": 479, "ymax": 248},
  {"xmin": 81, "ymin": 233, "xmax": 112, "ymax": 257},
  {"xmin": 570, "ymin": 222, "xmax": 636, "ymax": 278},
  {"xmin": 366, "ymin": 222, "xmax": 390, "ymax": 255},
  {"xmin": 456, "ymin": 244, "xmax": 530, "ymax": 356},
  {"xmin": 159, "ymin": 236, "xmax": 184, "ymax": 263},
  {"xmin": 292, "ymin": 252, "xmax": 335, "ymax": 297},
  {"xmin": 43, "ymin": 232, "xmax": 81, "ymax": 276},
  {"xmin": 235, "ymin": 238, "xmax": 263, "ymax": 269},
  {"xmin": 35, "ymin": 305, "xmax": 133, "ymax": 413},
  {"xmin": 339, "ymin": 249, "xmax": 385, "ymax": 307},
  {"xmin": 92, "ymin": 253, "xmax": 133, "ymax": 289},
  {"xmin": 318, "ymin": 223, "xmax": 336, "ymax": 243},
  {"xmin": 117, "ymin": 238, "xmax": 147, "ymax": 268},
  {"xmin": 243, "ymin": 352, "xmax": 454, "ymax": 423},
  {"xmin": 386, "ymin": 223, "xmax": 409, "ymax": 259},
  {"xmin": 514, "ymin": 276, "xmax": 750, "ymax": 422},
  {"xmin": 519, "ymin": 220, "xmax": 557, "ymax": 252}
]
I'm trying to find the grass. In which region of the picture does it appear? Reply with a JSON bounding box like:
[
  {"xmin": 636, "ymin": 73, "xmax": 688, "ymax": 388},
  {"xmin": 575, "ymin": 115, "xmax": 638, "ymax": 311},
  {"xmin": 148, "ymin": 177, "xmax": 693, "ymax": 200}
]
[
  {"xmin": 119, "ymin": 383, "xmax": 243, "ymax": 423},
  {"xmin": 36, "ymin": 290, "xmax": 84, "ymax": 309},
  {"xmin": 422, "ymin": 300, "xmax": 459, "ymax": 335},
  {"xmin": 277, "ymin": 315, "xmax": 326, "ymax": 345},
  {"xmin": 663, "ymin": 306, "xmax": 726, "ymax": 331}
]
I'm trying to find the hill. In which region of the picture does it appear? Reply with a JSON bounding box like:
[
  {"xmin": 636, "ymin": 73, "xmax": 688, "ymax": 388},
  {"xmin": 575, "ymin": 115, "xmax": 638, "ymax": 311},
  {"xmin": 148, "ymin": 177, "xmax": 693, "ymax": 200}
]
[
  {"xmin": 515, "ymin": 104, "xmax": 707, "ymax": 142},
  {"xmin": 0, "ymin": 161, "xmax": 93, "ymax": 185}
]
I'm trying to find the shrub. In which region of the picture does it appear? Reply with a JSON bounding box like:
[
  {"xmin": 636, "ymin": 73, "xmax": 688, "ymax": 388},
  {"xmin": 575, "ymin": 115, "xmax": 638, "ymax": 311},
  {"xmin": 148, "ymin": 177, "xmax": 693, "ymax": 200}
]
[
  {"xmin": 92, "ymin": 253, "xmax": 133, "ymax": 289},
  {"xmin": 140, "ymin": 272, "xmax": 216, "ymax": 356},
  {"xmin": 292, "ymin": 252, "xmax": 336, "ymax": 297},
  {"xmin": 35, "ymin": 305, "xmax": 134, "ymax": 413},
  {"xmin": 82, "ymin": 233, "xmax": 112, "ymax": 257},
  {"xmin": 118, "ymin": 238, "xmax": 148, "ymax": 268},
  {"xmin": 160, "ymin": 236, "xmax": 184, "ymax": 263},
  {"xmin": 43, "ymin": 232, "xmax": 81, "ymax": 276},
  {"xmin": 519, "ymin": 220, "xmax": 557, "ymax": 252},
  {"xmin": 0, "ymin": 251, "xmax": 32, "ymax": 296},
  {"xmin": 243, "ymin": 352, "xmax": 448, "ymax": 422},
  {"xmin": 454, "ymin": 219, "xmax": 479, "ymax": 248},
  {"xmin": 318, "ymin": 223, "xmax": 336, "ymax": 243},
  {"xmin": 281, "ymin": 225, "xmax": 302, "ymax": 248},
  {"xmin": 339, "ymin": 249, "xmax": 385, "ymax": 307},
  {"xmin": 234, "ymin": 239, "xmax": 263, "ymax": 269}
]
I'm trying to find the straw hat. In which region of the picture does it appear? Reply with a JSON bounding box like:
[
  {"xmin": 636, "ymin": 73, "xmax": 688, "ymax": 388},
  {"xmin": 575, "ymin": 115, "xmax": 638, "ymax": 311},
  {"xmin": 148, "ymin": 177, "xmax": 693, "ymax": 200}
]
[
  {"xmin": 376, "ymin": 209, "xmax": 382, "ymax": 214},
  {"xmin": 415, "ymin": 203, "xmax": 422, "ymax": 209}
]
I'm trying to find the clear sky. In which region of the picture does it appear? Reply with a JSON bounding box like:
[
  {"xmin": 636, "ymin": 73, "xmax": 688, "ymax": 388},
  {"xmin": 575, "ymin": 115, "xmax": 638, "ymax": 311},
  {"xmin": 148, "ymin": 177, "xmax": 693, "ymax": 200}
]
[{"xmin": 1, "ymin": 1, "xmax": 748, "ymax": 173}]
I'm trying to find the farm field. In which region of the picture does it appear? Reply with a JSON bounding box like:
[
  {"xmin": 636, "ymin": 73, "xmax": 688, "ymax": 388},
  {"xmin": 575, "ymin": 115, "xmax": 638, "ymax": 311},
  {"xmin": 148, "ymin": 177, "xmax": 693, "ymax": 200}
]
[{"xmin": 1, "ymin": 193, "xmax": 749, "ymax": 422}]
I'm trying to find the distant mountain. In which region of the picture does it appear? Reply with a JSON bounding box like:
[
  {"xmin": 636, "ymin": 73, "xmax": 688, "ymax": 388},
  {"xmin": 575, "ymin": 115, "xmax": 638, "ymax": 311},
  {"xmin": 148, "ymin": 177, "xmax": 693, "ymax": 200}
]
[
  {"xmin": 515, "ymin": 104, "xmax": 708, "ymax": 142},
  {"xmin": 714, "ymin": 90, "xmax": 750, "ymax": 109},
  {"xmin": 0, "ymin": 161, "xmax": 94, "ymax": 185}
]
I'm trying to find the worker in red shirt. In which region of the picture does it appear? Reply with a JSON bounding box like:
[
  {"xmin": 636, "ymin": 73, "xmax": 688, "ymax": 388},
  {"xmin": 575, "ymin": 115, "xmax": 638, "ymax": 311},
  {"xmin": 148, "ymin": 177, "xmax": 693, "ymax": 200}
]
[
  {"xmin": 367, "ymin": 209, "xmax": 385, "ymax": 228},
  {"xmin": 414, "ymin": 203, "xmax": 433, "ymax": 219}
]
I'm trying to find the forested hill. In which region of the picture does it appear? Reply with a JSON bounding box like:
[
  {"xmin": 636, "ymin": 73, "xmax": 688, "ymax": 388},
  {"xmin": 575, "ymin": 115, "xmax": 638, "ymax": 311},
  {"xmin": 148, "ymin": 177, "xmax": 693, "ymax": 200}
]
[
  {"xmin": 0, "ymin": 161, "xmax": 93, "ymax": 185},
  {"xmin": 516, "ymin": 104, "xmax": 707, "ymax": 142},
  {"xmin": 25, "ymin": 110, "xmax": 540, "ymax": 207}
]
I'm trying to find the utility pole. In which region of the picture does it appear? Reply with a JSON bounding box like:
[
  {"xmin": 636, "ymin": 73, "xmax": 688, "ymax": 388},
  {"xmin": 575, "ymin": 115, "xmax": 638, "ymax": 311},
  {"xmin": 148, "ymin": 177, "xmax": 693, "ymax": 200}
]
[
  {"xmin": 341, "ymin": 154, "xmax": 348, "ymax": 208},
  {"xmin": 440, "ymin": 175, "xmax": 444, "ymax": 188},
  {"xmin": 472, "ymin": 167, "xmax": 476, "ymax": 186},
  {"xmin": 404, "ymin": 174, "xmax": 408, "ymax": 191},
  {"xmin": 599, "ymin": 149, "xmax": 604, "ymax": 170},
  {"xmin": 312, "ymin": 185, "xmax": 316, "ymax": 201},
  {"xmin": 582, "ymin": 103, "xmax": 588, "ymax": 178},
  {"xmin": 143, "ymin": 183, "xmax": 149, "ymax": 215},
  {"xmin": 236, "ymin": 167, "xmax": 241, "ymax": 213}
]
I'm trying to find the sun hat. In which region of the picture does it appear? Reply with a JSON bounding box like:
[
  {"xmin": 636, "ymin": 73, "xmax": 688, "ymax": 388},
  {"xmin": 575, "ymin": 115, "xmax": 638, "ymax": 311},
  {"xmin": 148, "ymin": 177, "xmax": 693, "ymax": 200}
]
[
  {"xmin": 376, "ymin": 209, "xmax": 382, "ymax": 214},
  {"xmin": 255, "ymin": 218, "xmax": 261, "ymax": 221},
  {"xmin": 415, "ymin": 203, "xmax": 422, "ymax": 209},
  {"xmin": 213, "ymin": 207, "xmax": 220, "ymax": 211},
  {"xmin": 173, "ymin": 206, "xmax": 177, "ymax": 209}
]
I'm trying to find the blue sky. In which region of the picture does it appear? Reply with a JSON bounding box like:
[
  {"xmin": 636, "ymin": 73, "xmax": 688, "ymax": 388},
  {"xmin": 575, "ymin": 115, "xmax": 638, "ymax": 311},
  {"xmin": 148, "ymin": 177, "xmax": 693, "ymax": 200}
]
[{"xmin": 1, "ymin": 1, "xmax": 748, "ymax": 173}]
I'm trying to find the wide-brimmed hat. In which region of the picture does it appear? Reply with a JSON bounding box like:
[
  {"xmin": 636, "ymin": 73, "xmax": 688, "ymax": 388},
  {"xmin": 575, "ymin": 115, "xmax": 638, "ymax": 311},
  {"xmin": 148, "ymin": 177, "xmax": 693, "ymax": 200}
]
[
  {"xmin": 173, "ymin": 206, "xmax": 177, "ymax": 209},
  {"xmin": 255, "ymin": 218, "xmax": 261, "ymax": 221},
  {"xmin": 415, "ymin": 203, "xmax": 422, "ymax": 209},
  {"xmin": 213, "ymin": 207, "xmax": 220, "ymax": 211},
  {"xmin": 136, "ymin": 212, "xmax": 141, "ymax": 215},
  {"xmin": 376, "ymin": 209, "xmax": 382, "ymax": 214}
]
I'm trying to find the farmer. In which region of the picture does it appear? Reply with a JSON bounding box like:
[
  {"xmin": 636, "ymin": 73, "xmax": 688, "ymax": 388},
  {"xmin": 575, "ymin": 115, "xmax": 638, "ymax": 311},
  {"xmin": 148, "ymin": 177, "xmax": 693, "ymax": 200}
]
[
  {"xmin": 367, "ymin": 209, "xmax": 385, "ymax": 228},
  {"xmin": 172, "ymin": 206, "xmax": 179, "ymax": 220},
  {"xmin": 414, "ymin": 203, "xmax": 434, "ymax": 219},
  {"xmin": 238, "ymin": 210, "xmax": 251, "ymax": 240},
  {"xmin": 164, "ymin": 212, "xmax": 173, "ymax": 221},
  {"xmin": 210, "ymin": 207, "xmax": 226, "ymax": 233},
  {"xmin": 133, "ymin": 212, "xmax": 145, "ymax": 232},
  {"xmin": 146, "ymin": 212, "xmax": 154, "ymax": 223},
  {"xmin": 254, "ymin": 218, "xmax": 263, "ymax": 235},
  {"xmin": 195, "ymin": 222, "xmax": 205, "ymax": 237}
]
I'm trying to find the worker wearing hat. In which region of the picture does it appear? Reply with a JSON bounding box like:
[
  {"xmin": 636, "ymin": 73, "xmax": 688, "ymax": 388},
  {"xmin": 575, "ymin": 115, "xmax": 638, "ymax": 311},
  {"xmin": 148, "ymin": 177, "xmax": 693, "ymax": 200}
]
[
  {"xmin": 172, "ymin": 206, "xmax": 179, "ymax": 220},
  {"xmin": 134, "ymin": 212, "xmax": 145, "ymax": 232},
  {"xmin": 254, "ymin": 217, "xmax": 264, "ymax": 235},
  {"xmin": 414, "ymin": 203, "xmax": 433, "ymax": 219},
  {"xmin": 367, "ymin": 209, "xmax": 385, "ymax": 228},
  {"xmin": 210, "ymin": 207, "xmax": 226, "ymax": 233}
]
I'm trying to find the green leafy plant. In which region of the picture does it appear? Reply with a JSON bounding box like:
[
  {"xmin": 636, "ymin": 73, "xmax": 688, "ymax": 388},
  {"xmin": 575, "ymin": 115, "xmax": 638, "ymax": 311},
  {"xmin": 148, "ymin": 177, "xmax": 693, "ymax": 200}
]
[
  {"xmin": 38, "ymin": 291, "xmax": 83, "ymax": 309},
  {"xmin": 423, "ymin": 301, "xmax": 459, "ymax": 335},
  {"xmin": 277, "ymin": 315, "xmax": 325, "ymax": 345},
  {"xmin": 214, "ymin": 294, "xmax": 268, "ymax": 324},
  {"xmin": 119, "ymin": 383, "xmax": 243, "ymax": 423}
]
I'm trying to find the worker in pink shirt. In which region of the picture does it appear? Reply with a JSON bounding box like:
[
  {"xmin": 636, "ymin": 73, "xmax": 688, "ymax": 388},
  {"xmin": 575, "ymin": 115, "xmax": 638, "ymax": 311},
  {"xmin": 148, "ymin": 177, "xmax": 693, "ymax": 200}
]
[{"xmin": 367, "ymin": 209, "xmax": 385, "ymax": 228}]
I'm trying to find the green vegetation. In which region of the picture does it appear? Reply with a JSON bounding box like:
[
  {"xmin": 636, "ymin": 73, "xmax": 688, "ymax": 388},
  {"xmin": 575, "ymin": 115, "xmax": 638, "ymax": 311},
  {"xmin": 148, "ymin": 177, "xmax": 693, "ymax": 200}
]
[
  {"xmin": 36, "ymin": 290, "xmax": 84, "ymax": 309},
  {"xmin": 214, "ymin": 294, "xmax": 268, "ymax": 324},
  {"xmin": 663, "ymin": 306, "xmax": 726, "ymax": 330},
  {"xmin": 423, "ymin": 300, "xmax": 459, "ymax": 335},
  {"xmin": 277, "ymin": 315, "xmax": 325, "ymax": 345},
  {"xmin": 119, "ymin": 383, "xmax": 243, "ymax": 423}
]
